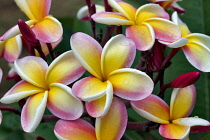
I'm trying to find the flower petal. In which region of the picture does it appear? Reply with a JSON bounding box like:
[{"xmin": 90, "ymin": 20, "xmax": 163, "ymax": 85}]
[
  {"xmin": 101, "ymin": 34, "xmax": 136, "ymax": 77},
  {"xmin": 46, "ymin": 51, "xmax": 85, "ymax": 85},
  {"xmin": 14, "ymin": 0, "xmax": 51, "ymax": 21},
  {"xmin": 32, "ymin": 16, "xmax": 63, "ymax": 43},
  {"xmin": 21, "ymin": 91, "xmax": 48, "ymax": 133},
  {"xmin": 72, "ymin": 77, "xmax": 107, "ymax": 101},
  {"xmin": 126, "ymin": 24, "xmax": 155, "ymax": 51},
  {"xmin": 170, "ymin": 85, "xmax": 196, "ymax": 120},
  {"xmin": 159, "ymin": 123, "xmax": 190, "ymax": 139},
  {"xmin": 86, "ymin": 81, "xmax": 113, "ymax": 118},
  {"xmin": 0, "ymin": 80, "xmax": 44, "ymax": 104},
  {"xmin": 108, "ymin": 0, "xmax": 136, "ymax": 21},
  {"xmin": 14, "ymin": 56, "xmax": 48, "ymax": 88},
  {"xmin": 95, "ymin": 97, "xmax": 127, "ymax": 140},
  {"xmin": 173, "ymin": 117, "xmax": 210, "ymax": 127},
  {"xmin": 0, "ymin": 68, "xmax": 2, "ymax": 84},
  {"xmin": 91, "ymin": 12, "xmax": 134, "ymax": 25},
  {"xmin": 108, "ymin": 68, "xmax": 154, "ymax": 100},
  {"xmin": 54, "ymin": 119, "xmax": 97, "ymax": 140},
  {"xmin": 70, "ymin": 32, "xmax": 103, "ymax": 79},
  {"xmin": 131, "ymin": 94, "xmax": 170, "ymax": 124},
  {"xmin": 182, "ymin": 41, "xmax": 210, "ymax": 72},
  {"xmin": 4, "ymin": 35, "xmax": 22, "ymax": 62},
  {"xmin": 159, "ymin": 38, "xmax": 188, "ymax": 48},
  {"xmin": 136, "ymin": 4, "xmax": 169, "ymax": 24},
  {"xmin": 187, "ymin": 33, "xmax": 210, "ymax": 49},
  {"xmin": 47, "ymin": 83, "xmax": 83, "ymax": 120},
  {"xmin": 145, "ymin": 18, "xmax": 181, "ymax": 42}
]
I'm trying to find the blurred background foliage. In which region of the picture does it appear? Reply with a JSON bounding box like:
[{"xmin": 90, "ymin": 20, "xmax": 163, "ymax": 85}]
[{"xmin": 0, "ymin": 0, "xmax": 210, "ymax": 140}]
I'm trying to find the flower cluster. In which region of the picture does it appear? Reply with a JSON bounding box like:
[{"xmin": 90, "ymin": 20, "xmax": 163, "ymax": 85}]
[{"xmin": 0, "ymin": 0, "xmax": 210, "ymax": 140}]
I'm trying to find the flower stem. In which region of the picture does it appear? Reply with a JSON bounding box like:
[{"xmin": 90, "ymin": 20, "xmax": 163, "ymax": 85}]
[
  {"xmin": 46, "ymin": 43, "xmax": 55, "ymax": 60},
  {"xmin": 0, "ymin": 106, "xmax": 21, "ymax": 115},
  {"xmin": 86, "ymin": 0, "xmax": 96, "ymax": 39},
  {"xmin": 41, "ymin": 115, "xmax": 59, "ymax": 123}
]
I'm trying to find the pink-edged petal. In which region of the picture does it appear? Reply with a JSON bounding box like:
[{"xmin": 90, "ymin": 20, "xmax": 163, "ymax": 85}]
[
  {"xmin": 15, "ymin": 0, "xmax": 51, "ymax": 21},
  {"xmin": 0, "ymin": 68, "xmax": 2, "ymax": 83},
  {"xmin": 54, "ymin": 119, "xmax": 97, "ymax": 140},
  {"xmin": 182, "ymin": 41, "xmax": 210, "ymax": 72},
  {"xmin": 91, "ymin": 12, "xmax": 134, "ymax": 25},
  {"xmin": 159, "ymin": 38, "xmax": 188, "ymax": 48},
  {"xmin": 70, "ymin": 32, "xmax": 103, "ymax": 79},
  {"xmin": 95, "ymin": 97, "xmax": 127, "ymax": 140},
  {"xmin": 32, "ymin": 16, "xmax": 63, "ymax": 43},
  {"xmin": 191, "ymin": 124, "xmax": 210, "ymax": 133},
  {"xmin": 101, "ymin": 34, "xmax": 136, "ymax": 77},
  {"xmin": 171, "ymin": 2, "xmax": 185, "ymax": 13},
  {"xmin": 170, "ymin": 85, "xmax": 196, "ymax": 120},
  {"xmin": 86, "ymin": 81, "xmax": 113, "ymax": 118},
  {"xmin": 14, "ymin": 56, "xmax": 48, "ymax": 88},
  {"xmin": 108, "ymin": 68, "xmax": 154, "ymax": 100},
  {"xmin": 77, "ymin": 5, "xmax": 105, "ymax": 21},
  {"xmin": 47, "ymin": 83, "xmax": 83, "ymax": 120},
  {"xmin": 72, "ymin": 77, "xmax": 107, "ymax": 101},
  {"xmin": 21, "ymin": 91, "xmax": 48, "ymax": 133},
  {"xmin": 131, "ymin": 94, "xmax": 170, "ymax": 124},
  {"xmin": 145, "ymin": 18, "xmax": 181, "ymax": 42},
  {"xmin": 0, "ymin": 20, "xmax": 36, "ymax": 41},
  {"xmin": 136, "ymin": 4, "xmax": 169, "ymax": 24},
  {"xmin": 0, "ymin": 80, "xmax": 44, "ymax": 104},
  {"xmin": 187, "ymin": 33, "xmax": 210, "ymax": 48},
  {"xmin": 159, "ymin": 123, "xmax": 190, "ymax": 139},
  {"xmin": 4, "ymin": 35, "xmax": 22, "ymax": 62},
  {"xmin": 46, "ymin": 51, "xmax": 85, "ymax": 85},
  {"xmin": 126, "ymin": 24, "xmax": 155, "ymax": 51},
  {"xmin": 108, "ymin": 0, "xmax": 137, "ymax": 21},
  {"xmin": 173, "ymin": 117, "xmax": 210, "ymax": 127}
]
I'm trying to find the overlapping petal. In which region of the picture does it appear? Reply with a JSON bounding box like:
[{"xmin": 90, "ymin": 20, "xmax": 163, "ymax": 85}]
[
  {"xmin": 145, "ymin": 18, "xmax": 181, "ymax": 42},
  {"xmin": 21, "ymin": 91, "xmax": 48, "ymax": 133},
  {"xmin": 91, "ymin": 12, "xmax": 134, "ymax": 25},
  {"xmin": 135, "ymin": 4, "xmax": 169, "ymax": 24},
  {"xmin": 159, "ymin": 123, "xmax": 190, "ymax": 139},
  {"xmin": 47, "ymin": 83, "xmax": 83, "ymax": 120},
  {"xmin": 86, "ymin": 81, "xmax": 113, "ymax": 118},
  {"xmin": 187, "ymin": 33, "xmax": 210, "ymax": 48},
  {"xmin": 95, "ymin": 97, "xmax": 127, "ymax": 140},
  {"xmin": 126, "ymin": 24, "xmax": 155, "ymax": 51},
  {"xmin": 131, "ymin": 94, "xmax": 170, "ymax": 124},
  {"xmin": 54, "ymin": 119, "xmax": 97, "ymax": 140},
  {"xmin": 159, "ymin": 38, "xmax": 188, "ymax": 48},
  {"xmin": 4, "ymin": 35, "xmax": 22, "ymax": 62},
  {"xmin": 0, "ymin": 80, "xmax": 44, "ymax": 104},
  {"xmin": 170, "ymin": 85, "xmax": 196, "ymax": 120},
  {"xmin": 101, "ymin": 34, "xmax": 136, "ymax": 77},
  {"xmin": 46, "ymin": 51, "xmax": 85, "ymax": 85},
  {"xmin": 108, "ymin": 68, "xmax": 154, "ymax": 100},
  {"xmin": 14, "ymin": 56, "xmax": 48, "ymax": 88},
  {"xmin": 173, "ymin": 117, "xmax": 210, "ymax": 127},
  {"xmin": 71, "ymin": 32, "xmax": 103, "ymax": 79},
  {"xmin": 72, "ymin": 77, "xmax": 107, "ymax": 101},
  {"xmin": 32, "ymin": 16, "xmax": 63, "ymax": 43}
]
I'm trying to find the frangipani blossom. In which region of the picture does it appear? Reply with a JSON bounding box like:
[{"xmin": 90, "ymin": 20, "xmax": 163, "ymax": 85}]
[
  {"xmin": 0, "ymin": 35, "xmax": 22, "ymax": 62},
  {"xmin": 54, "ymin": 97, "xmax": 127, "ymax": 140},
  {"xmin": 160, "ymin": 12, "xmax": 210, "ymax": 72},
  {"xmin": 148, "ymin": 0, "xmax": 185, "ymax": 13},
  {"xmin": 0, "ymin": 0, "xmax": 63, "ymax": 43},
  {"xmin": 0, "ymin": 51, "xmax": 86, "ymax": 133},
  {"xmin": 71, "ymin": 32, "xmax": 154, "ymax": 118},
  {"xmin": 131, "ymin": 85, "xmax": 210, "ymax": 139},
  {"xmin": 91, "ymin": 0, "xmax": 181, "ymax": 51}
]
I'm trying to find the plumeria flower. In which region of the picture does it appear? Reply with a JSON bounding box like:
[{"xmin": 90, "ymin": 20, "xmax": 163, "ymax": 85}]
[
  {"xmin": 0, "ymin": 0, "xmax": 63, "ymax": 44},
  {"xmin": 77, "ymin": 5, "xmax": 105, "ymax": 21},
  {"xmin": 91, "ymin": 0, "xmax": 181, "ymax": 51},
  {"xmin": 160, "ymin": 12, "xmax": 210, "ymax": 72},
  {"xmin": 148, "ymin": 0, "xmax": 185, "ymax": 13},
  {"xmin": 131, "ymin": 85, "xmax": 210, "ymax": 139},
  {"xmin": 0, "ymin": 35, "xmax": 22, "ymax": 62},
  {"xmin": 70, "ymin": 32, "xmax": 154, "ymax": 118},
  {"xmin": 54, "ymin": 97, "xmax": 127, "ymax": 140},
  {"xmin": 0, "ymin": 51, "xmax": 86, "ymax": 133}
]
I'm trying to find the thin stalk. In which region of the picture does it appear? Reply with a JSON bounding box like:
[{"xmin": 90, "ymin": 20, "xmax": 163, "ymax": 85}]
[
  {"xmin": 46, "ymin": 43, "xmax": 55, "ymax": 60},
  {"xmin": 0, "ymin": 106, "xmax": 21, "ymax": 115},
  {"xmin": 86, "ymin": 0, "xmax": 96, "ymax": 39},
  {"xmin": 101, "ymin": 25, "xmax": 115, "ymax": 47},
  {"xmin": 41, "ymin": 115, "xmax": 59, "ymax": 123}
]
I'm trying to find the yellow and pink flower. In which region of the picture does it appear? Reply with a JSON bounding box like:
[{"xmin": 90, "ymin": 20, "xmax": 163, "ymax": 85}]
[
  {"xmin": 131, "ymin": 85, "xmax": 210, "ymax": 139},
  {"xmin": 70, "ymin": 32, "xmax": 154, "ymax": 118},
  {"xmin": 54, "ymin": 97, "xmax": 127, "ymax": 140},
  {"xmin": 0, "ymin": 51, "xmax": 86, "ymax": 133},
  {"xmin": 91, "ymin": 0, "xmax": 181, "ymax": 51}
]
